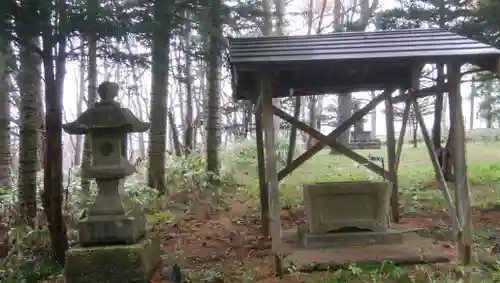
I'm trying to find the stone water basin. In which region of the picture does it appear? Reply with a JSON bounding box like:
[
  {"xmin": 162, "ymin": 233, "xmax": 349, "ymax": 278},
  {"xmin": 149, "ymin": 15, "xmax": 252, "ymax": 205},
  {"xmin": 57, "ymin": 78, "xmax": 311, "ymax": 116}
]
[{"xmin": 303, "ymin": 181, "xmax": 392, "ymax": 234}]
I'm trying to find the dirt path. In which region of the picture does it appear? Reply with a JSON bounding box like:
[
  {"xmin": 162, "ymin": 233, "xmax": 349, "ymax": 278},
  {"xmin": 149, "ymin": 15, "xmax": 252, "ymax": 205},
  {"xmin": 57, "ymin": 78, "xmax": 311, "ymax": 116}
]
[{"xmin": 150, "ymin": 196, "xmax": 500, "ymax": 283}]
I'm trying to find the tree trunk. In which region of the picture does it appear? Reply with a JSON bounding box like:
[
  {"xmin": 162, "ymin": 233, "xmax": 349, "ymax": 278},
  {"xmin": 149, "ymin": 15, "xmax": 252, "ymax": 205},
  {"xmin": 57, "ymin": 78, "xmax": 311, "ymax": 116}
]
[
  {"xmin": 148, "ymin": 0, "xmax": 170, "ymax": 194},
  {"xmin": 370, "ymin": 91, "xmax": 377, "ymax": 138},
  {"xmin": 432, "ymin": 63, "xmax": 444, "ymax": 150},
  {"xmin": 242, "ymin": 101, "xmax": 252, "ymax": 138},
  {"xmin": 0, "ymin": 39, "xmax": 11, "ymax": 190},
  {"xmin": 315, "ymin": 96, "xmax": 324, "ymax": 130},
  {"xmin": 469, "ymin": 96, "xmax": 474, "ymax": 130},
  {"xmin": 412, "ymin": 119, "xmax": 418, "ymax": 148},
  {"xmin": 74, "ymin": 48, "xmax": 85, "ymax": 167},
  {"xmin": 124, "ymin": 40, "xmax": 147, "ymax": 160},
  {"xmin": 337, "ymin": 93, "xmax": 352, "ymax": 146},
  {"xmin": 441, "ymin": 94, "xmax": 448, "ymax": 130},
  {"xmin": 286, "ymin": 96, "xmax": 300, "ymax": 165},
  {"xmin": 205, "ymin": 0, "xmax": 222, "ymax": 183},
  {"xmin": 168, "ymin": 111, "xmax": 182, "ymax": 157},
  {"xmin": 81, "ymin": 0, "xmax": 98, "ymax": 197},
  {"xmin": 307, "ymin": 95, "xmax": 317, "ymax": 149},
  {"xmin": 262, "ymin": 0, "xmax": 281, "ymax": 136},
  {"xmin": 40, "ymin": 0, "xmax": 69, "ymax": 265},
  {"xmin": 183, "ymin": 15, "xmax": 194, "ymax": 155},
  {"xmin": 18, "ymin": 43, "xmax": 41, "ymax": 228}
]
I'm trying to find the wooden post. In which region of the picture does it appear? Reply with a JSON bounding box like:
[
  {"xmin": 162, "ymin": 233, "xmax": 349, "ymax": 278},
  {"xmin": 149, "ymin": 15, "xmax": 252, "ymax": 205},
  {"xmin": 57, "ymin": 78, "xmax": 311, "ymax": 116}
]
[
  {"xmin": 287, "ymin": 90, "xmax": 300, "ymax": 166},
  {"xmin": 385, "ymin": 94, "xmax": 399, "ymax": 222},
  {"xmin": 448, "ymin": 62, "xmax": 473, "ymax": 279},
  {"xmin": 395, "ymin": 99, "xmax": 411, "ymax": 171},
  {"xmin": 254, "ymin": 101, "xmax": 269, "ymax": 237},
  {"xmin": 260, "ymin": 73, "xmax": 283, "ymax": 277}
]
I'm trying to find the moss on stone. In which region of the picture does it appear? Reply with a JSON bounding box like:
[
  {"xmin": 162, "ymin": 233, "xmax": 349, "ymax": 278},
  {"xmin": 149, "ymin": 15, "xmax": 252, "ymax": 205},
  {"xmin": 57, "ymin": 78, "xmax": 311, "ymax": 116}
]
[{"xmin": 65, "ymin": 235, "xmax": 160, "ymax": 283}]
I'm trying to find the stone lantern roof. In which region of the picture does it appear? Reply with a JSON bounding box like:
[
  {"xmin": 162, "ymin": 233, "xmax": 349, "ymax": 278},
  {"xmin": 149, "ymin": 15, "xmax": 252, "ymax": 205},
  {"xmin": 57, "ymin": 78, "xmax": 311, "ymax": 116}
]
[{"xmin": 62, "ymin": 81, "xmax": 149, "ymax": 135}]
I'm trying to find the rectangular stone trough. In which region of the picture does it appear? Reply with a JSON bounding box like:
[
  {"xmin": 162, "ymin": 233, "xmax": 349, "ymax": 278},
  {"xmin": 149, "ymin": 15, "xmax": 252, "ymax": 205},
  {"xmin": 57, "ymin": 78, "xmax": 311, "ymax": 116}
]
[
  {"xmin": 303, "ymin": 181, "xmax": 392, "ymax": 234},
  {"xmin": 286, "ymin": 181, "xmax": 448, "ymax": 268}
]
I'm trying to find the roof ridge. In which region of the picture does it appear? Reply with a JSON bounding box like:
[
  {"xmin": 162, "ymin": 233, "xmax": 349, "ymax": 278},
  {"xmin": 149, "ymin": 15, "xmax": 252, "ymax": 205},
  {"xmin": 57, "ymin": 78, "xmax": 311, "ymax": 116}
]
[{"xmin": 228, "ymin": 28, "xmax": 450, "ymax": 42}]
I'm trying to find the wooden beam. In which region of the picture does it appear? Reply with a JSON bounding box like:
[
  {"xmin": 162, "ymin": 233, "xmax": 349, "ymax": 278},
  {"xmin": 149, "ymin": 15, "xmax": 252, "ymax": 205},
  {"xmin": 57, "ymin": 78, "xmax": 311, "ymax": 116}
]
[
  {"xmin": 260, "ymin": 73, "xmax": 283, "ymax": 277},
  {"xmin": 448, "ymin": 62, "xmax": 473, "ymax": 277},
  {"xmin": 254, "ymin": 102, "xmax": 269, "ymax": 237},
  {"xmin": 273, "ymin": 106, "xmax": 394, "ymax": 182},
  {"xmin": 277, "ymin": 89, "xmax": 392, "ymax": 181},
  {"xmin": 385, "ymin": 94, "xmax": 399, "ymax": 222},
  {"xmin": 392, "ymin": 83, "xmax": 450, "ymax": 103},
  {"xmin": 395, "ymin": 99, "xmax": 410, "ymax": 171},
  {"xmin": 328, "ymin": 141, "xmax": 394, "ymax": 181}
]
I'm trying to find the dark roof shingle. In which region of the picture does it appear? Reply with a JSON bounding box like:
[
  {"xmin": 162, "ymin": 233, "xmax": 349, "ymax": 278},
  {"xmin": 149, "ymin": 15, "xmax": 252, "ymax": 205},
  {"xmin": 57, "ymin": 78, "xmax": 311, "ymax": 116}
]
[
  {"xmin": 228, "ymin": 28, "xmax": 500, "ymax": 100},
  {"xmin": 229, "ymin": 28, "xmax": 500, "ymax": 64}
]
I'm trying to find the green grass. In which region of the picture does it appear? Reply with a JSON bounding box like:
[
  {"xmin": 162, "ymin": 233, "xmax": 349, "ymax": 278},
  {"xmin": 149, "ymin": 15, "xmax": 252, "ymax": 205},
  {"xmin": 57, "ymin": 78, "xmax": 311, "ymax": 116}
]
[
  {"xmin": 226, "ymin": 141, "xmax": 500, "ymax": 210},
  {"xmin": 222, "ymin": 141, "xmax": 500, "ymax": 282}
]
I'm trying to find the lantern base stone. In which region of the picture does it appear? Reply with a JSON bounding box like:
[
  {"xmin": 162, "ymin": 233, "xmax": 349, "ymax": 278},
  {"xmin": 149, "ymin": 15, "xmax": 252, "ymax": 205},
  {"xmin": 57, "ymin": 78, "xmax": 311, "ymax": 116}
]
[
  {"xmin": 65, "ymin": 235, "xmax": 160, "ymax": 283},
  {"xmin": 78, "ymin": 204, "xmax": 146, "ymax": 246}
]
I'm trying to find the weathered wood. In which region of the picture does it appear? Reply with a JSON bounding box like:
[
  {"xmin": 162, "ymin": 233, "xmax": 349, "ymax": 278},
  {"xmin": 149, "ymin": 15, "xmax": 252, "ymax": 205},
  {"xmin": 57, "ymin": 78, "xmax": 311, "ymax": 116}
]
[
  {"xmin": 278, "ymin": 89, "xmax": 393, "ymax": 181},
  {"xmin": 392, "ymin": 83, "xmax": 450, "ymax": 103},
  {"xmin": 408, "ymin": 64, "xmax": 460, "ymax": 234},
  {"xmin": 273, "ymin": 106, "xmax": 394, "ymax": 182},
  {"xmin": 448, "ymin": 62, "xmax": 473, "ymax": 276},
  {"xmin": 260, "ymin": 73, "xmax": 283, "ymax": 277},
  {"xmin": 254, "ymin": 102, "xmax": 269, "ymax": 237},
  {"xmin": 385, "ymin": 95, "xmax": 399, "ymax": 222},
  {"xmin": 412, "ymin": 103, "xmax": 460, "ymax": 233},
  {"xmin": 395, "ymin": 99, "xmax": 410, "ymax": 171}
]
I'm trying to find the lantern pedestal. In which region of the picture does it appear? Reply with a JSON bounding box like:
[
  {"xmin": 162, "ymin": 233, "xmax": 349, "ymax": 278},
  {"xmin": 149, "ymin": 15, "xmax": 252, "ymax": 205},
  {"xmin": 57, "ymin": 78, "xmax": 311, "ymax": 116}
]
[
  {"xmin": 65, "ymin": 236, "xmax": 160, "ymax": 283},
  {"xmin": 78, "ymin": 207, "xmax": 146, "ymax": 247}
]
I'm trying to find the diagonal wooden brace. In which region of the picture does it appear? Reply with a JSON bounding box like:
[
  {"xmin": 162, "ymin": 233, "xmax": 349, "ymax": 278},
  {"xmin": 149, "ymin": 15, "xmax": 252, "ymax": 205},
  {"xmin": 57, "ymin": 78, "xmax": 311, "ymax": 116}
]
[
  {"xmin": 277, "ymin": 88, "xmax": 394, "ymax": 181},
  {"xmin": 412, "ymin": 97, "xmax": 461, "ymax": 233},
  {"xmin": 273, "ymin": 107, "xmax": 395, "ymax": 182}
]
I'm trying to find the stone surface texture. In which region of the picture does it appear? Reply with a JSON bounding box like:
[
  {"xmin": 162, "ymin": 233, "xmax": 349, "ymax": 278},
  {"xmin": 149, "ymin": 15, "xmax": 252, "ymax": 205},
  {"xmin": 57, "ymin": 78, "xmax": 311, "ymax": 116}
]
[
  {"xmin": 284, "ymin": 233, "xmax": 451, "ymax": 272},
  {"xmin": 297, "ymin": 225, "xmax": 408, "ymax": 249},
  {"xmin": 303, "ymin": 181, "xmax": 391, "ymax": 233},
  {"xmin": 65, "ymin": 236, "xmax": 161, "ymax": 283},
  {"xmin": 62, "ymin": 81, "xmax": 159, "ymax": 283}
]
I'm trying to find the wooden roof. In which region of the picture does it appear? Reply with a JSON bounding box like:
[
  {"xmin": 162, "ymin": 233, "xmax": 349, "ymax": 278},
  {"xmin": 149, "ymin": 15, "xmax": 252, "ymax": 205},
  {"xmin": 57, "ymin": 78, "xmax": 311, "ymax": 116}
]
[{"xmin": 228, "ymin": 28, "xmax": 500, "ymax": 100}]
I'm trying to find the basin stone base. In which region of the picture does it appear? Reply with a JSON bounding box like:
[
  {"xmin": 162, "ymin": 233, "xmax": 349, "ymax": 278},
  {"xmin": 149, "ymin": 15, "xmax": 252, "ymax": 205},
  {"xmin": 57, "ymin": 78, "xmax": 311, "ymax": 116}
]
[
  {"xmin": 283, "ymin": 231, "xmax": 453, "ymax": 272},
  {"xmin": 65, "ymin": 236, "xmax": 160, "ymax": 283},
  {"xmin": 297, "ymin": 226, "xmax": 418, "ymax": 249}
]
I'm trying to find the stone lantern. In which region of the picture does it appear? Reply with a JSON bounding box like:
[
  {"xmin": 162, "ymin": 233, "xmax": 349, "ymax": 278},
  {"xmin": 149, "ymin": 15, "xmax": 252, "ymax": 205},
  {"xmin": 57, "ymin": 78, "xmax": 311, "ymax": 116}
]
[{"xmin": 63, "ymin": 82, "xmax": 160, "ymax": 283}]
